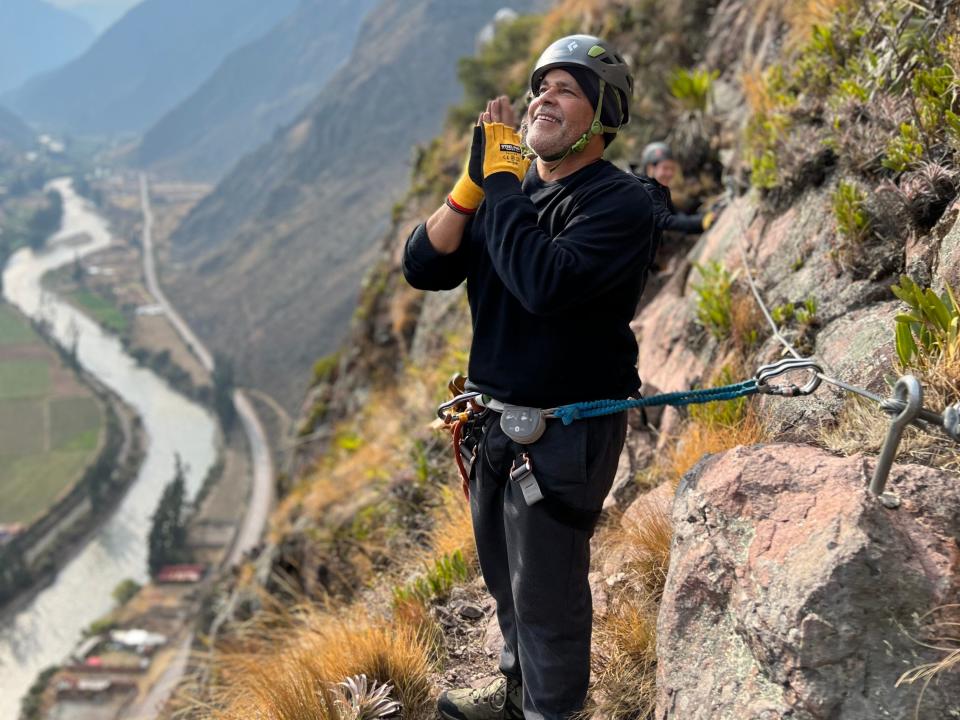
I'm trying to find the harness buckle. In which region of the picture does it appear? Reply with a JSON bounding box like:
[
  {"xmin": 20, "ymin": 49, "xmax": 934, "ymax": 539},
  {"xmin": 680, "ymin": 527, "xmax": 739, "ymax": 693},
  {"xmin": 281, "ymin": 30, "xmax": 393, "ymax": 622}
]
[
  {"xmin": 510, "ymin": 453, "xmax": 544, "ymax": 506},
  {"xmin": 755, "ymin": 357, "xmax": 822, "ymax": 397}
]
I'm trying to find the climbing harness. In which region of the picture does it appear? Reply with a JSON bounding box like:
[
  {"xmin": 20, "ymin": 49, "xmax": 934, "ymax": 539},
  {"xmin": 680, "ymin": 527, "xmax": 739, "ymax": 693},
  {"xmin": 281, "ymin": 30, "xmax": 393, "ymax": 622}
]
[{"xmin": 436, "ymin": 359, "xmax": 816, "ymax": 508}]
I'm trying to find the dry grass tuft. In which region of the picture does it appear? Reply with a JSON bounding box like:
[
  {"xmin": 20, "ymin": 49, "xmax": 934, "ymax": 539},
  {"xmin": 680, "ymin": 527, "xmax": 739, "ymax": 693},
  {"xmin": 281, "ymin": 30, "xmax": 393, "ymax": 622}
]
[
  {"xmin": 897, "ymin": 604, "xmax": 960, "ymax": 720},
  {"xmin": 602, "ymin": 496, "xmax": 674, "ymax": 605},
  {"xmin": 730, "ymin": 287, "xmax": 766, "ymax": 353},
  {"xmin": 429, "ymin": 486, "xmax": 476, "ymax": 567},
  {"xmin": 586, "ymin": 599, "xmax": 659, "ymax": 720},
  {"xmin": 203, "ymin": 607, "xmax": 434, "ymax": 720},
  {"xmin": 783, "ymin": 0, "xmax": 849, "ymax": 50},
  {"xmin": 741, "ymin": 64, "xmax": 781, "ymax": 117},
  {"xmin": 818, "ymin": 387, "xmax": 959, "ymax": 472},
  {"xmin": 817, "ymin": 394, "xmax": 887, "ymax": 456},
  {"xmin": 588, "ymin": 492, "xmax": 673, "ymax": 718},
  {"xmin": 669, "ymin": 405, "xmax": 767, "ymax": 481}
]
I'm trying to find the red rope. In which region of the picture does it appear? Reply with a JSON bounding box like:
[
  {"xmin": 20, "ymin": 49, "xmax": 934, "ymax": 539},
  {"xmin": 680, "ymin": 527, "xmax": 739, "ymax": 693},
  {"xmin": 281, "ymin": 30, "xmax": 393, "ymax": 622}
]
[{"xmin": 451, "ymin": 419, "xmax": 470, "ymax": 500}]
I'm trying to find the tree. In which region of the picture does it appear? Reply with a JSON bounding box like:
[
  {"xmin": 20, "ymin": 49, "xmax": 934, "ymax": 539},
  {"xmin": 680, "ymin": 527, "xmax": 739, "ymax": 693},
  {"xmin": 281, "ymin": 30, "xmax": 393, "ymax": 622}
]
[
  {"xmin": 26, "ymin": 190, "xmax": 63, "ymax": 252},
  {"xmin": 112, "ymin": 578, "xmax": 141, "ymax": 606},
  {"xmin": 212, "ymin": 352, "xmax": 236, "ymax": 434},
  {"xmin": 147, "ymin": 454, "xmax": 189, "ymax": 576}
]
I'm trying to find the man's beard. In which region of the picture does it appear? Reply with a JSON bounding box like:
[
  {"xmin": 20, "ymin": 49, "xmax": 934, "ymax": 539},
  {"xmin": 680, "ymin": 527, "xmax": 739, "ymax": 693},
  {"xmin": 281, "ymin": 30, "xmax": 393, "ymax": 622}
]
[{"xmin": 523, "ymin": 120, "xmax": 573, "ymax": 162}]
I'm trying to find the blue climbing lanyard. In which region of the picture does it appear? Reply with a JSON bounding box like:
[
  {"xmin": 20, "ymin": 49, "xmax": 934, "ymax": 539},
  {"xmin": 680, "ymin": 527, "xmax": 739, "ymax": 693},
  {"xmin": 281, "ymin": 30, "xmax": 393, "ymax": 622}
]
[{"xmin": 553, "ymin": 379, "xmax": 760, "ymax": 425}]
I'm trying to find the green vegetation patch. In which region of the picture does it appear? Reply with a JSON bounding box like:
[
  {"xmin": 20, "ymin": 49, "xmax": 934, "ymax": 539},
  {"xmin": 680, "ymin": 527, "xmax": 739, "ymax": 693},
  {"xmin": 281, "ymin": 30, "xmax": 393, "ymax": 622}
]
[
  {"xmin": 70, "ymin": 289, "xmax": 128, "ymax": 335},
  {"xmin": 51, "ymin": 396, "xmax": 102, "ymax": 452},
  {"xmin": 0, "ymin": 304, "xmax": 36, "ymax": 346},
  {"xmin": 0, "ymin": 399, "xmax": 44, "ymax": 454},
  {"xmin": 0, "ymin": 359, "xmax": 50, "ymax": 399},
  {"xmin": 0, "ymin": 450, "xmax": 92, "ymax": 523}
]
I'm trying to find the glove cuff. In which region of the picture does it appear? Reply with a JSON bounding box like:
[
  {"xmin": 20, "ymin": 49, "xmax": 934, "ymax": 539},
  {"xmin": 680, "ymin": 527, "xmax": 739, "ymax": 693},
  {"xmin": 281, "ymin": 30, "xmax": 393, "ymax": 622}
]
[{"xmin": 448, "ymin": 173, "xmax": 484, "ymax": 214}]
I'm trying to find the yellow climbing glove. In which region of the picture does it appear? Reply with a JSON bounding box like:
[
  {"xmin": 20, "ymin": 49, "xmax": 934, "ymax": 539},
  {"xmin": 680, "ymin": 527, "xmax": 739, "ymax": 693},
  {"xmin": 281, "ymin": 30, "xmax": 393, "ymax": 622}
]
[
  {"xmin": 446, "ymin": 127, "xmax": 485, "ymax": 215},
  {"xmin": 469, "ymin": 122, "xmax": 530, "ymax": 184},
  {"xmin": 702, "ymin": 211, "xmax": 716, "ymax": 231}
]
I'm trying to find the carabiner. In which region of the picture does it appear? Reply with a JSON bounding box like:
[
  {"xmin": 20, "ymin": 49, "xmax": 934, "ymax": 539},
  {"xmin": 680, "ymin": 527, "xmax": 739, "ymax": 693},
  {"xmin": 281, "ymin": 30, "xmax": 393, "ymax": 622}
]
[
  {"xmin": 755, "ymin": 357, "xmax": 823, "ymax": 397},
  {"xmin": 437, "ymin": 391, "xmax": 481, "ymax": 420}
]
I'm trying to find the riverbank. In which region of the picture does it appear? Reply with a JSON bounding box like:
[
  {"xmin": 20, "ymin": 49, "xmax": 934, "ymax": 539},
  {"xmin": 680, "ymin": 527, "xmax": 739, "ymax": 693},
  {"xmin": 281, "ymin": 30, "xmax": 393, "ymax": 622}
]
[
  {"xmin": 0, "ymin": 177, "xmax": 218, "ymax": 720},
  {"xmin": 20, "ymin": 427, "xmax": 252, "ymax": 720},
  {"xmin": 8, "ymin": 174, "xmax": 267, "ymax": 720},
  {"xmin": 0, "ymin": 344, "xmax": 145, "ymax": 620}
]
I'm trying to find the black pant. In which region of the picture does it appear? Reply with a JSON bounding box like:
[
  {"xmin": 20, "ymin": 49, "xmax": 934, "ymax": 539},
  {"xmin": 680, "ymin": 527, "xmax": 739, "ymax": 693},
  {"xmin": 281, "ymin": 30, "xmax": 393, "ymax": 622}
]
[{"xmin": 469, "ymin": 411, "xmax": 626, "ymax": 720}]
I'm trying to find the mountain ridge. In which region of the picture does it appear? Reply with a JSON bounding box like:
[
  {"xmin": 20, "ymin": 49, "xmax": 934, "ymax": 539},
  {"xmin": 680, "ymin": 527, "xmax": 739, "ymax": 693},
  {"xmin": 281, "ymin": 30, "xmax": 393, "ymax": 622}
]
[
  {"xmin": 0, "ymin": 0, "xmax": 94, "ymax": 95},
  {"xmin": 137, "ymin": 0, "xmax": 378, "ymax": 181},
  {"xmin": 6, "ymin": 0, "xmax": 299, "ymax": 134}
]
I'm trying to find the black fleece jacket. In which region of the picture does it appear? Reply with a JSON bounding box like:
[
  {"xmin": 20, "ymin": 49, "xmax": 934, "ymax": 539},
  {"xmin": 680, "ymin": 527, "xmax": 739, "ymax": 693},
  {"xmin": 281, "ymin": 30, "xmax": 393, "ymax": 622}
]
[
  {"xmin": 635, "ymin": 173, "xmax": 704, "ymax": 234},
  {"xmin": 402, "ymin": 161, "xmax": 655, "ymax": 408}
]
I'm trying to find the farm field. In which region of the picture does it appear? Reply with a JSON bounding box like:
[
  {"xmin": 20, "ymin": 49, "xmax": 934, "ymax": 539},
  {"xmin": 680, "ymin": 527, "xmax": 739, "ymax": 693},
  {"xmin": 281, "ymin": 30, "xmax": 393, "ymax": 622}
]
[{"xmin": 0, "ymin": 302, "xmax": 103, "ymax": 524}]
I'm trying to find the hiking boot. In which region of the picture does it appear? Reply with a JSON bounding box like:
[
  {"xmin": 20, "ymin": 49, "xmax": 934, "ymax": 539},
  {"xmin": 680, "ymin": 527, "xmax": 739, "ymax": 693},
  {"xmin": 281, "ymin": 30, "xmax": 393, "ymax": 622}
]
[{"xmin": 437, "ymin": 676, "xmax": 523, "ymax": 720}]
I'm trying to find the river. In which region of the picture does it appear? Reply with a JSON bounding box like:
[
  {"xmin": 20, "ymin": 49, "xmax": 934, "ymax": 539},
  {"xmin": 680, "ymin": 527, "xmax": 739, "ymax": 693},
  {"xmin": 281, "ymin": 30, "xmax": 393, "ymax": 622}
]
[{"xmin": 0, "ymin": 178, "xmax": 218, "ymax": 720}]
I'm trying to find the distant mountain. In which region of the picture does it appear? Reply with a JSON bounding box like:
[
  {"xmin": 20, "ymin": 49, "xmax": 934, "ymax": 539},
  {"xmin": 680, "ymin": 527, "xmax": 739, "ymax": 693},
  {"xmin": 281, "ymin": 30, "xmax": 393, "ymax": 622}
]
[
  {"xmin": 0, "ymin": 106, "xmax": 33, "ymax": 150},
  {"xmin": 166, "ymin": 0, "xmax": 537, "ymax": 411},
  {"xmin": 6, "ymin": 0, "xmax": 299, "ymax": 134},
  {"xmin": 55, "ymin": 0, "xmax": 141, "ymax": 34},
  {"xmin": 138, "ymin": 0, "xmax": 378, "ymax": 181},
  {"xmin": 0, "ymin": 0, "xmax": 95, "ymax": 95}
]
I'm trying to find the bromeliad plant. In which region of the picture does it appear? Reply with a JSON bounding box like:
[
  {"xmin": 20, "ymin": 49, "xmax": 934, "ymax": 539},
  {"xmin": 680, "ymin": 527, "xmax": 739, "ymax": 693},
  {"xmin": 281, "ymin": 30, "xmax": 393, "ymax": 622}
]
[
  {"xmin": 892, "ymin": 275, "xmax": 960, "ymax": 370},
  {"xmin": 333, "ymin": 675, "xmax": 401, "ymax": 720},
  {"xmin": 668, "ymin": 67, "xmax": 719, "ymax": 113}
]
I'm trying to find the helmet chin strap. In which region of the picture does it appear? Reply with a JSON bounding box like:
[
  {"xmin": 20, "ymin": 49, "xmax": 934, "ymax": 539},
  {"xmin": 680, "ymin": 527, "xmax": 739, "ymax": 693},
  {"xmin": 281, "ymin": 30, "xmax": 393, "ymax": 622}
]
[{"xmin": 541, "ymin": 79, "xmax": 622, "ymax": 173}]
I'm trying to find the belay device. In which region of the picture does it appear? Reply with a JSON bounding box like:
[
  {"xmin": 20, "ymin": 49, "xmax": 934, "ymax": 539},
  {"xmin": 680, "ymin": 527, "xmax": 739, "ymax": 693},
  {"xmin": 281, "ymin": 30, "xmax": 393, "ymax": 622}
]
[{"xmin": 500, "ymin": 405, "xmax": 547, "ymax": 444}]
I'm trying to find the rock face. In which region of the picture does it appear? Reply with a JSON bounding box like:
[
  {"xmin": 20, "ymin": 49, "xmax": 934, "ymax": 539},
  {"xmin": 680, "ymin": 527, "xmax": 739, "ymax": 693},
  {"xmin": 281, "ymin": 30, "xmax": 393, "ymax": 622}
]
[{"xmin": 656, "ymin": 444, "xmax": 960, "ymax": 720}]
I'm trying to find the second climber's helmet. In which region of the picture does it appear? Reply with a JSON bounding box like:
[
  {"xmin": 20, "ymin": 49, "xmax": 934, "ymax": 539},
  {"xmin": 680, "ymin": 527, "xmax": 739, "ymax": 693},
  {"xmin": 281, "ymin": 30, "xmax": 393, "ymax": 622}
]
[{"xmin": 640, "ymin": 142, "xmax": 673, "ymax": 169}]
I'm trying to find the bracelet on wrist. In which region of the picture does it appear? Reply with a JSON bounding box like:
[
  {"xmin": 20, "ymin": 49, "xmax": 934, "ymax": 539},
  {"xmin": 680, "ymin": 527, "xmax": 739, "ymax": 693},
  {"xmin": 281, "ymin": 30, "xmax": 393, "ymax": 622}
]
[{"xmin": 445, "ymin": 195, "xmax": 477, "ymax": 216}]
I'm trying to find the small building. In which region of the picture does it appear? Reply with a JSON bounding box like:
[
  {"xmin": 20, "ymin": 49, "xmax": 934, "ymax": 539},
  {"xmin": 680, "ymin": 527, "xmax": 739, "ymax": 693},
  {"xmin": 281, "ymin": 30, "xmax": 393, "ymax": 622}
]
[
  {"xmin": 155, "ymin": 563, "xmax": 206, "ymax": 584},
  {"xmin": 110, "ymin": 628, "xmax": 167, "ymax": 653},
  {"xmin": 0, "ymin": 523, "xmax": 24, "ymax": 544}
]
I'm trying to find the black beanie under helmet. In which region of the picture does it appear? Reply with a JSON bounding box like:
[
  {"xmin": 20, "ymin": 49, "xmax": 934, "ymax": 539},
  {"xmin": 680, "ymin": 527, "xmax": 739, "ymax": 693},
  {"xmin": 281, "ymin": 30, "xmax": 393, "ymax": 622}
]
[{"xmin": 563, "ymin": 66, "xmax": 624, "ymax": 147}]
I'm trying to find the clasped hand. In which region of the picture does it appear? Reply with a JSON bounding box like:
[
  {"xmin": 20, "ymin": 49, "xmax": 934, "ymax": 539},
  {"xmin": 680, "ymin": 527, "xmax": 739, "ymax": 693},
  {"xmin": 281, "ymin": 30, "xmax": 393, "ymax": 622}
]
[
  {"xmin": 468, "ymin": 96, "xmax": 530, "ymax": 185},
  {"xmin": 446, "ymin": 96, "xmax": 529, "ymax": 215}
]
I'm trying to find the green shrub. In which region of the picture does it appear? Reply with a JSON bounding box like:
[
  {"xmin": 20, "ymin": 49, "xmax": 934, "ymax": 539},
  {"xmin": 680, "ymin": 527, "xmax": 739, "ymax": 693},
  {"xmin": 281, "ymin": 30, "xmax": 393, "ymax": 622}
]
[
  {"xmin": 692, "ymin": 261, "xmax": 735, "ymax": 340},
  {"xmin": 689, "ymin": 366, "xmax": 748, "ymax": 428},
  {"xmin": 448, "ymin": 15, "xmax": 540, "ymax": 128},
  {"xmin": 392, "ymin": 550, "xmax": 471, "ymax": 606},
  {"xmin": 311, "ymin": 352, "xmax": 340, "ymax": 386},
  {"xmin": 83, "ymin": 616, "xmax": 117, "ymax": 638},
  {"xmin": 112, "ymin": 578, "xmax": 141, "ymax": 606},
  {"xmin": 772, "ymin": 302, "xmax": 795, "ymax": 326},
  {"xmin": 796, "ymin": 298, "xmax": 818, "ymax": 326},
  {"xmin": 335, "ymin": 431, "xmax": 363, "ymax": 453},
  {"xmin": 832, "ymin": 180, "xmax": 871, "ymax": 243},
  {"xmin": 884, "ymin": 123, "xmax": 926, "ymax": 173}
]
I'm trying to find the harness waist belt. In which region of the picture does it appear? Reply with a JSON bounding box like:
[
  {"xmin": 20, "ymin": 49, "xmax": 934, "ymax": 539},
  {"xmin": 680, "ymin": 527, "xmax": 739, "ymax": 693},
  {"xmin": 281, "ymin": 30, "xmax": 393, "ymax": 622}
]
[{"xmin": 476, "ymin": 395, "xmax": 558, "ymax": 418}]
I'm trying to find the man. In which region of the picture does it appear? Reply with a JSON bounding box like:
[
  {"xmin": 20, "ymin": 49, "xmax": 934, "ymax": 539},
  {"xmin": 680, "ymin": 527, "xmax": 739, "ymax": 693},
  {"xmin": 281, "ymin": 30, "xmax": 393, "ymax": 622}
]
[
  {"xmin": 402, "ymin": 35, "xmax": 655, "ymax": 719},
  {"xmin": 635, "ymin": 141, "xmax": 715, "ymax": 234}
]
